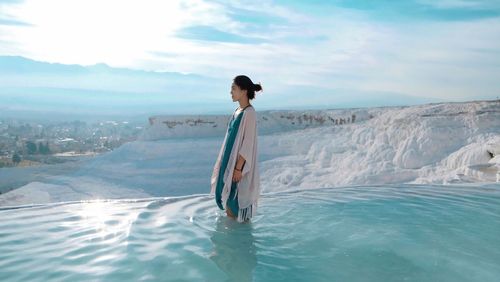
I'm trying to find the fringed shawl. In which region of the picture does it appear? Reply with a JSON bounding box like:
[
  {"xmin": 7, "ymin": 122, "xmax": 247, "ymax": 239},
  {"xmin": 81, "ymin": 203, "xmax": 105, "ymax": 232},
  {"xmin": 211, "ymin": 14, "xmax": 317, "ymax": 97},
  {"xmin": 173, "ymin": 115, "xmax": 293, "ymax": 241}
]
[{"xmin": 210, "ymin": 106, "xmax": 260, "ymax": 222}]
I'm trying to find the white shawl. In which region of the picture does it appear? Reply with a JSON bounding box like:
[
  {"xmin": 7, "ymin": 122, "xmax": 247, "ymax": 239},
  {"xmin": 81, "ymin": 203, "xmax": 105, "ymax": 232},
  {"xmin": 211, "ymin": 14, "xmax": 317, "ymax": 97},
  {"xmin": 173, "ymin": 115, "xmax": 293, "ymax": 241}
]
[{"xmin": 210, "ymin": 106, "xmax": 260, "ymax": 222}]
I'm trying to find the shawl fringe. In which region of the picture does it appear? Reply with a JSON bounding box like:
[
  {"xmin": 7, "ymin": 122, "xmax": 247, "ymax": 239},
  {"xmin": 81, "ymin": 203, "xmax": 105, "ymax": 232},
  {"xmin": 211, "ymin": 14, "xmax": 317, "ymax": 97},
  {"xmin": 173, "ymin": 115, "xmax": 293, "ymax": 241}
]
[{"xmin": 237, "ymin": 202, "xmax": 258, "ymax": 223}]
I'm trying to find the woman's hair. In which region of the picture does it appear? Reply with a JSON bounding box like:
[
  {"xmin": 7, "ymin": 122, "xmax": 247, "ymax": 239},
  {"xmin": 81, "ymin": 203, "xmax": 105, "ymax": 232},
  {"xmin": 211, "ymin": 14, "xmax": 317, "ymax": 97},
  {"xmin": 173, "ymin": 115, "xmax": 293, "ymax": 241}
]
[{"xmin": 233, "ymin": 75, "xmax": 263, "ymax": 100}]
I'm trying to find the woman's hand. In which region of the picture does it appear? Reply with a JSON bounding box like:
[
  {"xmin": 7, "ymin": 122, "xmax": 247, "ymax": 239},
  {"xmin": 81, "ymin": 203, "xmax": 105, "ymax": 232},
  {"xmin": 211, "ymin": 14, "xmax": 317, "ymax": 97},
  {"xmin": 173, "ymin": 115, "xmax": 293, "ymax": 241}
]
[{"xmin": 232, "ymin": 169, "xmax": 242, "ymax": 182}]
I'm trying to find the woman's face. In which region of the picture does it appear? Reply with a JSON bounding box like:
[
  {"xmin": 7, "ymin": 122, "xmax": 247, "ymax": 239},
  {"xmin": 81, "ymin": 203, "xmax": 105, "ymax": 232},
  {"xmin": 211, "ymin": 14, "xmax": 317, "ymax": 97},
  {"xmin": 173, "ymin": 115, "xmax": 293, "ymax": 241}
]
[{"xmin": 231, "ymin": 82, "xmax": 247, "ymax": 102}]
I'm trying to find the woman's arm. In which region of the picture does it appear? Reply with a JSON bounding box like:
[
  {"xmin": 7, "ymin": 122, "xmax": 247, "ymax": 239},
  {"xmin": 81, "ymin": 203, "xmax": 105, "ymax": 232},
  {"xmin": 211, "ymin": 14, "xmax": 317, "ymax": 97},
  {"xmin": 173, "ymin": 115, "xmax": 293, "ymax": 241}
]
[
  {"xmin": 232, "ymin": 154, "xmax": 246, "ymax": 182},
  {"xmin": 235, "ymin": 154, "xmax": 246, "ymax": 171},
  {"xmin": 236, "ymin": 111, "xmax": 256, "ymax": 174},
  {"xmin": 232, "ymin": 110, "xmax": 255, "ymax": 182}
]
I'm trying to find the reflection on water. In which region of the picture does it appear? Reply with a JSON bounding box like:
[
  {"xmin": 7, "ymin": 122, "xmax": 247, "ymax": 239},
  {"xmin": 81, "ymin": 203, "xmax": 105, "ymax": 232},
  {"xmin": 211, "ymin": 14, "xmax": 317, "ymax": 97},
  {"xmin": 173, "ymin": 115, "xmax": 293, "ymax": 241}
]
[
  {"xmin": 210, "ymin": 216, "xmax": 257, "ymax": 282},
  {"xmin": 1, "ymin": 184, "xmax": 500, "ymax": 281}
]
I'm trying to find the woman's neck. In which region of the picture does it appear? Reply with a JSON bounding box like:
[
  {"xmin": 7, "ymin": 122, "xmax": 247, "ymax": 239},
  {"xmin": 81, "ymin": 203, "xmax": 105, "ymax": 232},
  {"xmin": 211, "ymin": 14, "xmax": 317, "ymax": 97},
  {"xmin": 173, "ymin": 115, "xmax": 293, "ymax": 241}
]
[{"xmin": 238, "ymin": 100, "xmax": 251, "ymax": 109}]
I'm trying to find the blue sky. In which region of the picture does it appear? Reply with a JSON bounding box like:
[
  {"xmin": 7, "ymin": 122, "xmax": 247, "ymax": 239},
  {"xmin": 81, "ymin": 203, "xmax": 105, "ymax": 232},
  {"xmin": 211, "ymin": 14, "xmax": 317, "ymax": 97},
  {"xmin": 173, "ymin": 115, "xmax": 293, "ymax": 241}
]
[{"xmin": 0, "ymin": 0, "xmax": 499, "ymax": 115}]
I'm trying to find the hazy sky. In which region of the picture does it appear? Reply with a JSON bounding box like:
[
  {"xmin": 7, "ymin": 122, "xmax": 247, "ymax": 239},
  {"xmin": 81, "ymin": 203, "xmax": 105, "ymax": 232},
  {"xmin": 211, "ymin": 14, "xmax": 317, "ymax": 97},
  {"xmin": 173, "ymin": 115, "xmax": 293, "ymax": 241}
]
[{"xmin": 1, "ymin": 0, "xmax": 499, "ymax": 107}]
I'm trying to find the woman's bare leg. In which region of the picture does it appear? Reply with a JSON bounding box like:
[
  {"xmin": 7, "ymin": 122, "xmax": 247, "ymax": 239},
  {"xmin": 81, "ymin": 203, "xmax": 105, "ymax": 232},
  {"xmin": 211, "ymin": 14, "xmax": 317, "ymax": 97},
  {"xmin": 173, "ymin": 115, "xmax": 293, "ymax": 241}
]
[{"xmin": 226, "ymin": 205, "xmax": 236, "ymax": 219}]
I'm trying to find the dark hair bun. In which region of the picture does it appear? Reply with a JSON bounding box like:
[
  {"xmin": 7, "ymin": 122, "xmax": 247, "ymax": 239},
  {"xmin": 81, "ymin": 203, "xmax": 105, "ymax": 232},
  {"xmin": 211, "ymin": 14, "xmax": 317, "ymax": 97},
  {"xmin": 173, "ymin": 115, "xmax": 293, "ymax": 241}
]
[
  {"xmin": 233, "ymin": 75, "xmax": 262, "ymax": 100},
  {"xmin": 254, "ymin": 83, "xmax": 263, "ymax": 92}
]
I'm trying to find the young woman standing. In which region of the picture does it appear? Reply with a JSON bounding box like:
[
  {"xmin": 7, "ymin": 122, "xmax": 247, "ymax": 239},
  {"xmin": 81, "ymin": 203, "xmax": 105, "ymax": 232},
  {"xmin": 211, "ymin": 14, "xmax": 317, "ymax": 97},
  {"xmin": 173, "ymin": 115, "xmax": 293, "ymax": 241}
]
[{"xmin": 210, "ymin": 75, "xmax": 262, "ymax": 222}]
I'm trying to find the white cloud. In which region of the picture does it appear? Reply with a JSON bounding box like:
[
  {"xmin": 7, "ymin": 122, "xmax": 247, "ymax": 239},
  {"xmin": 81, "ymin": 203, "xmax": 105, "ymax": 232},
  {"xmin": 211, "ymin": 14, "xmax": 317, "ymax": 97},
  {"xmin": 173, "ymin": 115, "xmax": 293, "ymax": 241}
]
[
  {"xmin": 0, "ymin": 0, "xmax": 238, "ymax": 66},
  {"xmin": 0, "ymin": 0, "xmax": 499, "ymax": 102}
]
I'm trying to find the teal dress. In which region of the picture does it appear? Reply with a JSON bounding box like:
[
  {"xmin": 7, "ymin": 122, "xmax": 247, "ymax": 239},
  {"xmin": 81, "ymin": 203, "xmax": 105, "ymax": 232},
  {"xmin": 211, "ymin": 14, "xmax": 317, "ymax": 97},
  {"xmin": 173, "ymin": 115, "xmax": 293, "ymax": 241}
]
[{"xmin": 215, "ymin": 105, "xmax": 251, "ymax": 216}]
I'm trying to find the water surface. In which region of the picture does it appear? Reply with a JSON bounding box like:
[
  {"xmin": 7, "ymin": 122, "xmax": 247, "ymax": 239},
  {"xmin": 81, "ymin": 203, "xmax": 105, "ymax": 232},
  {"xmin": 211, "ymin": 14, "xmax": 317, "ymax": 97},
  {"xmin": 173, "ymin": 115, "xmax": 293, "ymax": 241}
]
[{"xmin": 1, "ymin": 184, "xmax": 499, "ymax": 281}]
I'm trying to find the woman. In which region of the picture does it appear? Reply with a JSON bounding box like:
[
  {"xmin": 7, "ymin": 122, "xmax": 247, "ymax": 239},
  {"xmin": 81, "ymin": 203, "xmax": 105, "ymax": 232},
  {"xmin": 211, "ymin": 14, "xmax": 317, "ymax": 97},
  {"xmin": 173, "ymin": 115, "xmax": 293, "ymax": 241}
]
[{"xmin": 210, "ymin": 75, "xmax": 262, "ymax": 223}]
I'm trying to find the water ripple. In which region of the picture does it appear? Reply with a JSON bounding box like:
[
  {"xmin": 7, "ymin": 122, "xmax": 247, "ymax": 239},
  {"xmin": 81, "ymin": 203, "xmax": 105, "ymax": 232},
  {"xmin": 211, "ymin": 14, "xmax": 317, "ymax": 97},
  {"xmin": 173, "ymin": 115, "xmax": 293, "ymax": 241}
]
[{"xmin": 0, "ymin": 184, "xmax": 499, "ymax": 281}]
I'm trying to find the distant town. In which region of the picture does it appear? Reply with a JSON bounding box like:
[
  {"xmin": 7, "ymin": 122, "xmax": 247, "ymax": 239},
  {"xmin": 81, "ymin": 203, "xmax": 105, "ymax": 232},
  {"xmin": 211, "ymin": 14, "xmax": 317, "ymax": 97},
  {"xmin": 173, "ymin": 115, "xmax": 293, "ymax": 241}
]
[{"xmin": 0, "ymin": 119, "xmax": 146, "ymax": 168}]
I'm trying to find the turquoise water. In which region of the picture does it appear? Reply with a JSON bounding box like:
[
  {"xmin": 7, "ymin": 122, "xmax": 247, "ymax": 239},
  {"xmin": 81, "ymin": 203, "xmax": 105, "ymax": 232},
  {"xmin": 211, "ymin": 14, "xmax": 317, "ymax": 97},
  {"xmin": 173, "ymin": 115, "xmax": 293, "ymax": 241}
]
[{"xmin": 1, "ymin": 184, "xmax": 499, "ymax": 281}]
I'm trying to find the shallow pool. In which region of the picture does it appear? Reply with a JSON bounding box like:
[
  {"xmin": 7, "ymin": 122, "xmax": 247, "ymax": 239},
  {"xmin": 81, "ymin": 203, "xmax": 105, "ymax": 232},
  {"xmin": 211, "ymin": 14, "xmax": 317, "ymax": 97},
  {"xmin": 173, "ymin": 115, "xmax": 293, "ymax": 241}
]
[{"xmin": 1, "ymin": 184, "xmax": 499, "ymax": 281}]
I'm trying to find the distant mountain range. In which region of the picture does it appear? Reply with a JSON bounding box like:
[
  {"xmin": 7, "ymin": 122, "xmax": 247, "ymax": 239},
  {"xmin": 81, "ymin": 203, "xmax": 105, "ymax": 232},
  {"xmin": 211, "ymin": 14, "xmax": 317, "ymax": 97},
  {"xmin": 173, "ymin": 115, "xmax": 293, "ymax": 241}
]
[
  {"xmin": 0, "ymin": 55, "xmax": 444, "ymax": 120},
  {"xmin": 0, "ymin": 56, "xmax": 230, "ymax": 118}
]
